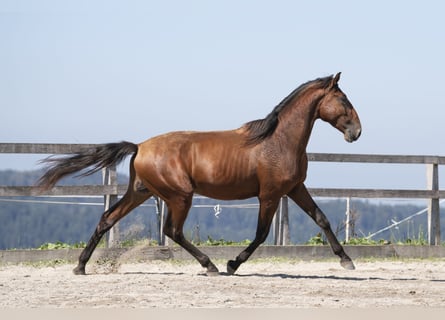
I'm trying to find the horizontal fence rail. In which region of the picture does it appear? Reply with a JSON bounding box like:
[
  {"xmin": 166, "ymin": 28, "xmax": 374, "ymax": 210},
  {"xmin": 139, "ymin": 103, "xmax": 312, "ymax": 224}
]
[
  {"xmin": 2, "ymin": 186, "xmax": 445, "ymax": 200},
  {"xmin": 0, "ymin": 143, "xmax": 97, "ymax": 154},
  {"xmin": 1, "ymin": 143, "xmax": 444, "ymax": 245},
  {"xmin": 307, "ymin": 153, "xmax": 445, "ymax": 164},
  {"xmin": 2, "ymin": 142, "xmax": 445, "ymax": 163}
]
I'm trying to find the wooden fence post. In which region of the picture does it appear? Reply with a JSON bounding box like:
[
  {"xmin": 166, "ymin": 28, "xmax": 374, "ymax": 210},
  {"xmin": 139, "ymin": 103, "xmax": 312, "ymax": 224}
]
[
  {"xmin": 273, "ymin": 201, "xmax": 281, "ymax": 245},
  {"xmin": 281, "ymin": 196, "xmax": 290, "ymax": 245},
  {"xmin": 103, "ymin": 166, "xmax": 119, "ymax": 248},
  {"xmin": 155, "ymin": 196, "xmax": 167, "ymax": 246},
  {"xmin": 345, "ymin": 197, "xmax": 351, "ymax": 242},
  {"xmin": 274, "ymin": 196, "xmax": 290, "ymax": 245},
  {"xmin": 426, "ymin": 162, "xmax": 440, "ymax": 245}
]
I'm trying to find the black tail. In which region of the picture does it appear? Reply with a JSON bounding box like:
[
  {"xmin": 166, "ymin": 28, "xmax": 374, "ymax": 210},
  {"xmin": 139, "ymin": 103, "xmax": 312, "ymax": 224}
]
[{"xmin": 37, "ymin": 141, "xmax": 138, "ymax": 190}]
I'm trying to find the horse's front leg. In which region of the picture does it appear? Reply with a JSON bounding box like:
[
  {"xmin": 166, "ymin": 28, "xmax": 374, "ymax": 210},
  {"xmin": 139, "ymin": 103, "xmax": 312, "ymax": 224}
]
[
  {"xmin": 227, "ymin": 198, "xmax": 280, "ymax": 275},
  {"xmin": 288, "ymin": 183, "xmax": 355, "ymax": 270}
]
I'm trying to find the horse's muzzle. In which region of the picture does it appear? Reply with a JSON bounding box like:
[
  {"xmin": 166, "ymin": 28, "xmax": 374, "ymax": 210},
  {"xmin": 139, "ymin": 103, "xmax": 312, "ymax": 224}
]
[{"xmin": 344, "ymin": 126, "xmax": 362, "ymax": 143}]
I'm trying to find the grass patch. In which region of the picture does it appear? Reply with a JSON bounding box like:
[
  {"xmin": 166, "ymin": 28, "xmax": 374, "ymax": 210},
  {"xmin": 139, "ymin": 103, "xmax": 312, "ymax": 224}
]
[
  {"xmin": 37, "ymin": 241, "xmax": 86, "ymax": 250},
  {"xmin": 195, "ymin": 236, "xmax": 252, "ymax": 246},
  {"xmin": 118, "ymin": 238, "xmax": 158, "ymax": 248}
]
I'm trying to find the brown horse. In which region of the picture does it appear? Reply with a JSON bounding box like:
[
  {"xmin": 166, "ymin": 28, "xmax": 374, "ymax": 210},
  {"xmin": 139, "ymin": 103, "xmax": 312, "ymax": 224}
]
[{"xmin": 38, "ymin": 72, "xmax": 361, "ymax": 275}]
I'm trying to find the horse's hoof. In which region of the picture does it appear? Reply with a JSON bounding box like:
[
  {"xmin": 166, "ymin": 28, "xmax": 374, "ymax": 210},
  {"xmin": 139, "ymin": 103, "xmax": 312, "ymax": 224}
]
[
  {"xmin": 206, "ymin": 266, "xmax": 219, "ymax": 276},
  {"xmin": 206, "ymin": 270, "xmax": 220, "ymax": 277},
  {"xmin": 340, "ymin": 259, "xmax": 355, "ymax": 270},
  {"xmin": 73, "ymin": 266, "xmax": 86, "ymax": 275},
  {"xmin": 227, "ymin": 260, "xmax": 238, "ymax": 275},
  {"xmin": 206, "ymin": 262, "xmax": 219, "ymax": 274}
]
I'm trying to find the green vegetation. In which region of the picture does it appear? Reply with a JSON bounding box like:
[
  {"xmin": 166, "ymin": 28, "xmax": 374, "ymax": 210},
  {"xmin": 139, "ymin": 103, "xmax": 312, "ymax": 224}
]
[
  {"xmin": 305, "ymin": 235, "xmax": 429, "ymax": 246},
  {"xmin": 197, "ymin": 236, "xmax": 252, "ymax": 246},
  {"xmin": 344, "ymin": 238, "xmax": 387, "ymax": 245},
  {"xmin": 118, "ymin": 238, "xmax": 158, "ymax": 247},
  {"xmin": 306, "ymin": 233, "xmax": 326, "ymax": 245},
  {"xmin": 38, "ymin": 241, "xmax": 86, "ymax": 250}
]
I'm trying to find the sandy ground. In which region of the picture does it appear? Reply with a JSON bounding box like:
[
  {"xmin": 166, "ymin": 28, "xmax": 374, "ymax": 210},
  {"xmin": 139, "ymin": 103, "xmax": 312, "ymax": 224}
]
[{"xmin": 1, "ymin": 258, "xmax": 444, "ymax": 308}]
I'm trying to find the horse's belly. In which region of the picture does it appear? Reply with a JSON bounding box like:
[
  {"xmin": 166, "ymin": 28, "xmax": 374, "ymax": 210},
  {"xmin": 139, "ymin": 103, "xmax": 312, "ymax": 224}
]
[{"xmin": 194, "ymin": 181, "xmax": 258, "ymax": 201}]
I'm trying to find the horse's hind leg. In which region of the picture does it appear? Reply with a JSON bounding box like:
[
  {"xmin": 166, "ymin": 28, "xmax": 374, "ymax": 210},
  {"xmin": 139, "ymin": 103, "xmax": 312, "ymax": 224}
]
[
  {"xmin": 73, "ymin": 156, "xmax": 152, "ymax": 275},
  {"xmin": 73, "ymin": 185, "xmax": 152, "ymax": 275},
  {"xmin": 163, "ymin": 196, "xmax": 219, "ymax": 275},
  {"xmin": 288, "ymin": 183, "xmax": 355, "ymax": 270}
]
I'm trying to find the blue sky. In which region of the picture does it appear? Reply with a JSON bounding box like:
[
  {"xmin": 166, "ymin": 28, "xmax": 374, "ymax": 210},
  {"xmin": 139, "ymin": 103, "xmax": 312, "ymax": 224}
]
[{"xmin": 1, "ymin": 0, "xmax": 444, "ymax": 190}]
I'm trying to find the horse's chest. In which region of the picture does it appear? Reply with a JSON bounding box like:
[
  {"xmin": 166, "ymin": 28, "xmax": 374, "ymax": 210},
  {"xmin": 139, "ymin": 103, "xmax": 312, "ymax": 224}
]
[{"xmin": 271, "ymin": 155, "xmax": 307, "ymax": 183}]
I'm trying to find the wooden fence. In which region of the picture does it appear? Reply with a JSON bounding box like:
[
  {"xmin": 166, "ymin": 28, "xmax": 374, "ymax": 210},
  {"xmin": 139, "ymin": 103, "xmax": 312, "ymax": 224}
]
[{"xmin": 1, "ymin": 143, "xmax": 444, "ymax": 245}]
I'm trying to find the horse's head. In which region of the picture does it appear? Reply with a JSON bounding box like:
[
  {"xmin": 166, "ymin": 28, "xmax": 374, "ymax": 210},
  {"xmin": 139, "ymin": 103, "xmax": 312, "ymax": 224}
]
[{"xmin": 318, "ymin": 72, "xmax": 362, "ymax": 142}]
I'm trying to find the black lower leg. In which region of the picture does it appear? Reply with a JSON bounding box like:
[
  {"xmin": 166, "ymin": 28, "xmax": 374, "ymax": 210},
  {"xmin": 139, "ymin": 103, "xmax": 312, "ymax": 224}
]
[
  {"xmin": 179, "ymin": 239, "xmax": 219, "ymax": 274},
  {"xmin": 227, "ymin": 226, "xmax": 272, "ymax": 274},
  {"xmin": 197, "ymin": 254, "xmax": 219, "ymax": 274},
  {"xmin": 314, "ymin": 207, "xmax": 355, "ymax": 270},
  {"xmin": 227, "ymin": 244, "xmax": 257, "ymax": 275},
  {"xmin": 73, "ymin": 222, "xmax": 111, "ymax": 275},
  {"xmin": 163, "ymin": 198, "xmax": 220, "ymax": 275},
  {"xmin": 165, "ymin": 227, "xmax": 219, "ymax": 274},
  {"xmin": 324, "ymin": 228, "xmax": 355, "ymax": 269},
  {"xmin": 227, "ymin": 200, "xmax": 278, "ymax": 275},
  {"xmin": 288, "ymin": 184, "xmax": 355, "ymax": 270}
]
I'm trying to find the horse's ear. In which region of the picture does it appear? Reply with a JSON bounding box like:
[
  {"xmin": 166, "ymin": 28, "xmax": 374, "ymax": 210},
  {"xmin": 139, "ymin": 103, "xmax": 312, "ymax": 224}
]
[
  {"xmin": 334, "ymin": 72, "xmax": 341, "ymax": 83},
  {"xmin": 329, "ymin": 72, "xmax": 341, "ymax": 89}
]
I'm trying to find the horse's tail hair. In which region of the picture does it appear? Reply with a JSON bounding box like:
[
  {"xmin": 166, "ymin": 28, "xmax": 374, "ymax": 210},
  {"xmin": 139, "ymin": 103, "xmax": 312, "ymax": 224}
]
[{"xmin": 37, "ymin": 141, "xmax": 138, "ymax": 191}]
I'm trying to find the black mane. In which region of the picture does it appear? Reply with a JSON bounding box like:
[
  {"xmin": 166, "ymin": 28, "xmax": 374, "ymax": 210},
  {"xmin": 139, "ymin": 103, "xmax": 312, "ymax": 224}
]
[{"xmin": 243, "ymin": 75, "xmax": 333, "ymax": 145}]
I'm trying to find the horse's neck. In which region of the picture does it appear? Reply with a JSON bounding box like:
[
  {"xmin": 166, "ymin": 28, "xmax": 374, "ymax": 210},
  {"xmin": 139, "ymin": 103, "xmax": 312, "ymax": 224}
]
[{"xmin": 275, "ymin": 91, "xmax": 322, "ymax": 154}]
